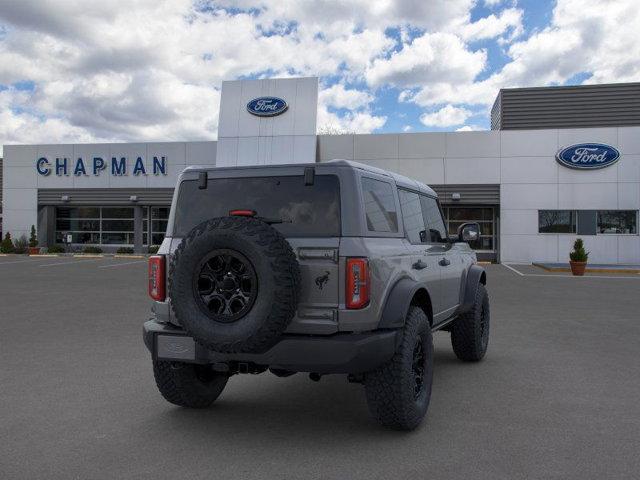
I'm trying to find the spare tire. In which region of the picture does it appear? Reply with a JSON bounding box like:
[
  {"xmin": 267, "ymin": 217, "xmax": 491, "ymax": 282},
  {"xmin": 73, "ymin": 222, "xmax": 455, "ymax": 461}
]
[{"xmin": 169, "ymin": 216, "xmax": 301, "ymax": 353}]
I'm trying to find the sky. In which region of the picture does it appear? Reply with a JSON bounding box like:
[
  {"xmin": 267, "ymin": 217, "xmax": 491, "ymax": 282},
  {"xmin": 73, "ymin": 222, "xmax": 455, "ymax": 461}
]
[{"xmin": 0, "ymin": 0, "xmax": 638, "ymax": 153}]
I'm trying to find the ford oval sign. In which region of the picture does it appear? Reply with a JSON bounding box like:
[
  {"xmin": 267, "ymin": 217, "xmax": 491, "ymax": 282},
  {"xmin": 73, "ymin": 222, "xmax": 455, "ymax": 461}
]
[
  {"xmin": 247, "ymin": 97, "xmax": 288, "ymax": 117},
  {"xmin": 556, "ymin": 143, "xmax": 620, "ymax": 170}
]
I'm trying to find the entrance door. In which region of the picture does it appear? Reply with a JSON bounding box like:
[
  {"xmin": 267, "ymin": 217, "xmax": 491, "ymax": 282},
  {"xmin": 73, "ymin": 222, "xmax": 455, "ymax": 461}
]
[{"xmin": 444, "ymin": 206, "xmax": 497, "ymax": 262}]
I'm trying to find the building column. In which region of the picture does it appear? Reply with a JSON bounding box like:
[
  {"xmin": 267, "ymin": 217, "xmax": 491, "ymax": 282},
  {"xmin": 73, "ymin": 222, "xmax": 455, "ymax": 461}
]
[
  {"xmin": 37, "ymin": 206, "xmax": 56, "ymax": 247},
  {"xmin": 133, "ymin": 206, "xmax": 144, "ymax": 253}
]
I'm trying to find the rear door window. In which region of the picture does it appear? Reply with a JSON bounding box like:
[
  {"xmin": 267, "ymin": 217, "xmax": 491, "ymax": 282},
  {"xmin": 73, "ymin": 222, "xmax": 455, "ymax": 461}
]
[
  {"xmin": 173, "ymin": 175, "xmax": 341, "ymax": 237},
  {"xmin": 361, "ymin": 177, "xmax": 398, "ymax": 233},
  {"xmin": 398, "ymin": 189, "xmax": 426, "ymax": 244}
]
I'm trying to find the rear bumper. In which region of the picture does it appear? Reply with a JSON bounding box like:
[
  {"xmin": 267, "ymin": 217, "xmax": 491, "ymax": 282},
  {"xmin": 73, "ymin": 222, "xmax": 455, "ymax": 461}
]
[{"xmin": 143, "ymin": 319, "xmax": 399, "ymax": 374}]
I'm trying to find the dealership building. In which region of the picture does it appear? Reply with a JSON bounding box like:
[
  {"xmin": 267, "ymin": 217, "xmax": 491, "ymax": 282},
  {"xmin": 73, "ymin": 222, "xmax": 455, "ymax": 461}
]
[{"xmin": 1, "ymin": 78, "xmax": 639, "ymax": 264}]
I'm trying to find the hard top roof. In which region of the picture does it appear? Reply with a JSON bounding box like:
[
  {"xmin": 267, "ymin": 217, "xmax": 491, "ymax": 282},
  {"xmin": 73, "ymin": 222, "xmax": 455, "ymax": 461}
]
[{"xmin": 183, "ymin": 159, "xmax": 437, "ymax": 197}]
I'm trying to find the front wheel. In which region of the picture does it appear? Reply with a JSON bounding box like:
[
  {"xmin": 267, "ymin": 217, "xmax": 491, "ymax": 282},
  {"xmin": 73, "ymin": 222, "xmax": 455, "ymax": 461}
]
[
  {"xmin": 364, "ymin": 306, "xmax": 434, "ymax": 430},
  {"xmin": 153, "ymin": 361, "xmax": 228, "ymax": 408}
]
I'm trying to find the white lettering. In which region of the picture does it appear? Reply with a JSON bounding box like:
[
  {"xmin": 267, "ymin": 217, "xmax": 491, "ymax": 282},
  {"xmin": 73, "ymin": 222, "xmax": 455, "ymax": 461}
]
[{"xmin": 570, "ymin": 147, "xmax": 607, "ymax": 164}]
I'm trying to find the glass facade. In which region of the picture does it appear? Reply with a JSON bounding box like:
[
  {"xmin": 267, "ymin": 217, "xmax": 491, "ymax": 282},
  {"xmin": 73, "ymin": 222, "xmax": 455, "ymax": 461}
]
[
  {"xmin": 538, "ymin": 210, "xmax": 638, "ymax": 235},
  {"xmin": 55, "ymin": 206, "xmax": 170, "ymax": 246},
  {"xmin": 443, "ymin": 207, "xmax": 496, "ymax": 251},
  {"xmin": 538, "ymin": 210, "xmax": 577, "ymax": 233}
]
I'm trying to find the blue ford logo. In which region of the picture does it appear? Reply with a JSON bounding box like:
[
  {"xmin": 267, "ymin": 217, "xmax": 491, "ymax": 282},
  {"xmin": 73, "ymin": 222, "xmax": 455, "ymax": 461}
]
[
  {"xmin": 247, "ymin": 97, "xmax": 288, "ymax": 117},
  {"xmin": 556, "ymin": 143, "xmax": 620, "ymax": 170}
]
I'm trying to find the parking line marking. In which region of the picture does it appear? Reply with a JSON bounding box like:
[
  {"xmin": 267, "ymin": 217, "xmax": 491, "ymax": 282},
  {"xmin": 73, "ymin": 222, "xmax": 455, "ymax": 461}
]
[
  {"xmin": 38, "ymin": 259, "xmax": 103, "ymax": 267},
  {"xmin": 502, "ymin": 263, "xmax": 524, "ymax": 276},
  {"xmin": 502, "ymin": 263, "xmax": 640, "ymax": 280},
  {"xmin": 98, "ymin": 260, "xmax": 146, "ymax": 269}
]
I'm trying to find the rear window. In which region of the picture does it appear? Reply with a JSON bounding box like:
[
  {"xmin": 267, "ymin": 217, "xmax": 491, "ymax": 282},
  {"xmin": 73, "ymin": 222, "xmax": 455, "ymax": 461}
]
[{"xmin": 173, "ymin": 175, "xmax": 341, "ymax": 237}]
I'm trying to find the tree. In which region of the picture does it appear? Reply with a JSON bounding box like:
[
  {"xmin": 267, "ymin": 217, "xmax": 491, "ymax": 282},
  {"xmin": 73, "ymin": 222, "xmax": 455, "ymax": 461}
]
[
  {"xmin": 29, "ymin": 225, "xmax": 38, "ymax": 248},
  {"xmin": 1, "ymin": 232, "xmax": 15, "ymax": 253}
]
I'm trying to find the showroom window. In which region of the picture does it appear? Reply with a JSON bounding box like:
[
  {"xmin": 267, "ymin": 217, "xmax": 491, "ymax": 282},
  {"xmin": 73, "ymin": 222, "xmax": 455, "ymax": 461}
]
[
  {"xmin": 144, "ymin": 207, "xmax": 170, "ymax": 246},
  {"xmin": 538, "ymin": 210, "xmax": 577, "ymax": 233},
  {"xmin": 56, "ymin": 206, "xmax": 134, "ymax": 245},
  {"xmin": 597, "ymin": 210, "xmax": 638, "ymax": 234},
  {"xmin": 445, "ymin": 207, "xmax": 495, "ymax": 250}
]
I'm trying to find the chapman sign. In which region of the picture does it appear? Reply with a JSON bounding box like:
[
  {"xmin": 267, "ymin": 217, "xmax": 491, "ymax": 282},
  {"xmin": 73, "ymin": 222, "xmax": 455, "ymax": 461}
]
[
  {"xmin": 246, "ymin": 97, "xmax": 288, "ymax": 117},
  {"xmin": 36, "ymin": 156, "xmax": 167, "ymax": 177},
  {"xmin": 556, "ymin": 143, "xmax": 620, "ymax": 170}
]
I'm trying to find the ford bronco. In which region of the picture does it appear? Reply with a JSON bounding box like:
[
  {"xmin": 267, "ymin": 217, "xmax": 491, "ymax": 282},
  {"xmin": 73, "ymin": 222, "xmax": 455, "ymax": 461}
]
[{"xmin": 143, "ymin": 160, "xmax": 489, "ymax": 430}]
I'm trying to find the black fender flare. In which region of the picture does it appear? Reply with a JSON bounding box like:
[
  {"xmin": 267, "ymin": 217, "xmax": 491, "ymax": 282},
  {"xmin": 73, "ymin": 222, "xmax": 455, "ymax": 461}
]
[
  {"xmin": 459, "ymin": 264, "xmax": 487, "ymax": 314},
  {"xmin": 378, "ymin": 278, "xmax": 430, "ymax": 329}
]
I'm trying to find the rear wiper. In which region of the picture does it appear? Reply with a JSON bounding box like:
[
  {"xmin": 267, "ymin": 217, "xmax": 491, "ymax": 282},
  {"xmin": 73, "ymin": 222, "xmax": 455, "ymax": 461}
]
[{"xmin": 258, "ymin": 217, "xmax": 292, "ymax": 225}]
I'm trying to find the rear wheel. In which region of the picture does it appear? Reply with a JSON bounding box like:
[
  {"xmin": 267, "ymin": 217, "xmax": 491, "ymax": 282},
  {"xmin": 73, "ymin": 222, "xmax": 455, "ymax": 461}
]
[
  {"xmin": 364, "ymin": 307, "xmax": 433, "ymax": 430},
  {"xmin": 451, "ymin": 283, "xmax": 490, "ymax": 362},
  {"xmin": 153, "ymin": 361, "xmax": 228, "ymax": 408}
]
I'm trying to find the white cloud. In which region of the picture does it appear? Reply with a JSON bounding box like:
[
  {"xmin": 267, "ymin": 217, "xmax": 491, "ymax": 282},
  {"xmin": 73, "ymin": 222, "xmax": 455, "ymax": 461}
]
[
  {"xmin": 420, "ymin": 105, "xmax": 472, "ymax": 127},
  {"xmin": 402, "ymin": 125, "xmax": 413, "ymax": 132},
  {"xmin": 319, "ymin": 84, "xmax": 373, "ymax": 110},
  {"xmin": 456, "ymin": 125, "xmax": 484, "ymax": 132},
  {"xmin": 366, "ymin": 32, "xmax": 486, "ymax": 88},
  {"xmin": 459, "ymin": 7, "xmax": 523, "ymax": 42}
]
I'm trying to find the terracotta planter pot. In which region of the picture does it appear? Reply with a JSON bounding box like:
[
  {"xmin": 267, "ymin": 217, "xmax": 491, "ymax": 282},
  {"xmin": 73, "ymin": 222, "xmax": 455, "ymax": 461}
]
[
  {"xmin": 569, "ymin": 261, "xmax": 587, "ymax": 276},
  {"xmin": 28, "ymin": 246, "xmax": 40, "ymax": 255}
]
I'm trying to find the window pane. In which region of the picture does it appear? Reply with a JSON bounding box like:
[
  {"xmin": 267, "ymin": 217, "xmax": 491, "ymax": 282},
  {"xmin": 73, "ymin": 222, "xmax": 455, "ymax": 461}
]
[
  {"xmin": 151, "ymin": 233, "xmax": 165, "ymax": 245},
  {"xmin": 538, "ymin": 210, "xmax": 576, "ymax": 233},
  {"xmin": 398, "ymin": 190, "xmax": 426, "ymax": 244},
  {"xmin": 151, "ymin": 220, "xmax": 168, "ymax": 233},
  {"xmin": 449, "ymin": 207, "xmax": 483, "ymax": 221},
  {"xmin": 56, "ymin": 207, "xmax": 99, "ymax": 219},
  {"xmin": 55, "ymin": 231, "xmax": 100, "ymax": 244},
  {"xmin": 420, "ymin": 196, "xmax": 447, "ymax": 243},
  {"xmin": 597, "ymin": 210, "xmax": 637, "ymax": 234},
  {"xmin": 362, "ymin": 178, "xmax": 398, "ymax": 233},
  {"xmin": 101, "ymin": 232, "xmax": 132, "ymax": 244},
  {"xmin": 101, "ymin": 207, "xmax": 134, "ymax": 219},
  {"xmin": 151, "ymin": 207, "xmax": 170, "ymax": 219},
  {"xmin": 174, "ymin": 176, "xmax": 341, "ymax": 237},
  {"xmin": 56, "ymin": 219, "xmax": 100, "ymax": 231},
  {"xmin": 102, "ymin": 220, "xmax": 134, "ymax": 232}
]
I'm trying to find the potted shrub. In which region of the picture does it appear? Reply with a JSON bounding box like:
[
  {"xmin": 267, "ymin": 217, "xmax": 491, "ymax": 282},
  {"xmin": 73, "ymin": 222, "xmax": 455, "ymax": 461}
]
[
  {"xmin": 13, "ymin": 235, "xmax": 29, "ymax": 254},
  {"xmin": 28, "ymin": 225, "xmax": 40, "ymax": 254},
  {"xmin": 1, "ymin": 232, "xmax": 15, "ymax": 253},
  {"xmin": 569, "ymin": 238, "xmax": 589, "ymax": 276}
]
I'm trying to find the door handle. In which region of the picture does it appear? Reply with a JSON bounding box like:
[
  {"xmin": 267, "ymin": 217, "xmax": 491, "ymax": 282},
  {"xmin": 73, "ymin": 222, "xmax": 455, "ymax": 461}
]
[
  {"xmin": 439, "ymin": 257, "xmax": 451, "ymax": 267},
  {"xmin": 412, "ymin": 260, "xmax": 428, "ymax": 270}
]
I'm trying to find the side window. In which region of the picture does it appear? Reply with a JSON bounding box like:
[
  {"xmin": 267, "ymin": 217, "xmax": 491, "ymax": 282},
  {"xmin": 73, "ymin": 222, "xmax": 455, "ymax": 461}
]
[
  {"xmin": 420, "ymin": 195, "xmax": 448, "ymax": 243},
  {"xmin": 361, "ymin": 177, "xmax": 398, "ymax": 233},
  {"xmin": 398, "ymin": 189, "xmax": 426, "ymax": 244}
]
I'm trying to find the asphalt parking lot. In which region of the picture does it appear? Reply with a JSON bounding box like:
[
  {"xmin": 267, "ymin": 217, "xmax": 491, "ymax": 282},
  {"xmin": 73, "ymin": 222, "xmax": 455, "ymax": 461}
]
[{"xmin": 1, "ymin": 256, "xmax": 640, "ymax": 479}]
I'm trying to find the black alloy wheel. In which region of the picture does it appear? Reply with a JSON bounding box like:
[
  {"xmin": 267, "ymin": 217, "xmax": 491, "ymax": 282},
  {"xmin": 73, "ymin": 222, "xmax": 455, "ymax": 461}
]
[{"xmin": 193, "ymin": 249, "xmax": 258, "ymax": 323}]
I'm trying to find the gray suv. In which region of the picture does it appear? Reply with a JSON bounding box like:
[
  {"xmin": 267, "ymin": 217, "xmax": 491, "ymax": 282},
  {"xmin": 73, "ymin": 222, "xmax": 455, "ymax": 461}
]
[{"xmin": 143, "ymin": 160, "xmax": 490, "ymax": 430}]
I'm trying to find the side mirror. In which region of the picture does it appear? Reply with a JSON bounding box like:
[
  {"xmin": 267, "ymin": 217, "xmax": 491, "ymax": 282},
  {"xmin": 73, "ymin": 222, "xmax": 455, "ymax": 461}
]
[{"xmin": 458, "ymin": 222, "xmax": 480, "ymax": 243}]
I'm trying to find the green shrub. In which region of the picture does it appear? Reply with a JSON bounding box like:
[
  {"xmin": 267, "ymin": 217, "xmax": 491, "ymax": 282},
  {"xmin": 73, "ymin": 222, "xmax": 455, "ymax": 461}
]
[
  {"xmin": 13, "ymin": 235, "xmax": 29, "ymax": 254},
  {"xmin": 83, "ymin": 246, "xmax": 103, "ymax": 254},
  {"xmin": 116, "ymin": 247, "xmax": 135, "ymax": 254},
  {"xmin": 1, "ymin": 233, "xmax": 15, "ymax": 253},
  {"xmin": 569, "ymin": 238, "xmax": 589, "ymax": 262},
  {"xmin": 47, "ymin": 245, "xmax": 65, "ymax": 254},
  {"xmin": 148, "ymin": 245, "xmax": 160, "ymax": 254},
  {"xmin": 29, "ymin": 225, "xmax": 38, "ymax": 248}
]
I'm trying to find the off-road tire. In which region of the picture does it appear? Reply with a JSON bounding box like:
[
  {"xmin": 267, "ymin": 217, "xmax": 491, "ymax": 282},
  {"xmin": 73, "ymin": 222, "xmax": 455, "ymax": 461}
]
[
  {"xmin": 153, "ymin": 361, "xmax": 228, "ymax": 408},
  {"xmin": 364, "ymin": 307, "xmax": 433, "ymax": 431},
  {"xmin": 170, "ymin": 217, "xmax": 301, "ymax": 353},
  {"xmin": 451, "ymin": 283, "xmax": 490, "ymax": 362}
]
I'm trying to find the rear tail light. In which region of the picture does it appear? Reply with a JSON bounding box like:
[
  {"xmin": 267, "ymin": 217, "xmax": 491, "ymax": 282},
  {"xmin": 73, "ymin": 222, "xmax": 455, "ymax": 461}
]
[
  {"xmin": 148, "ymin": 255, "xmax": 166, "ymax": 301},
  {"xmin": 346, "ymin": 258, "xmax": 369, "ymax": 309}
]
